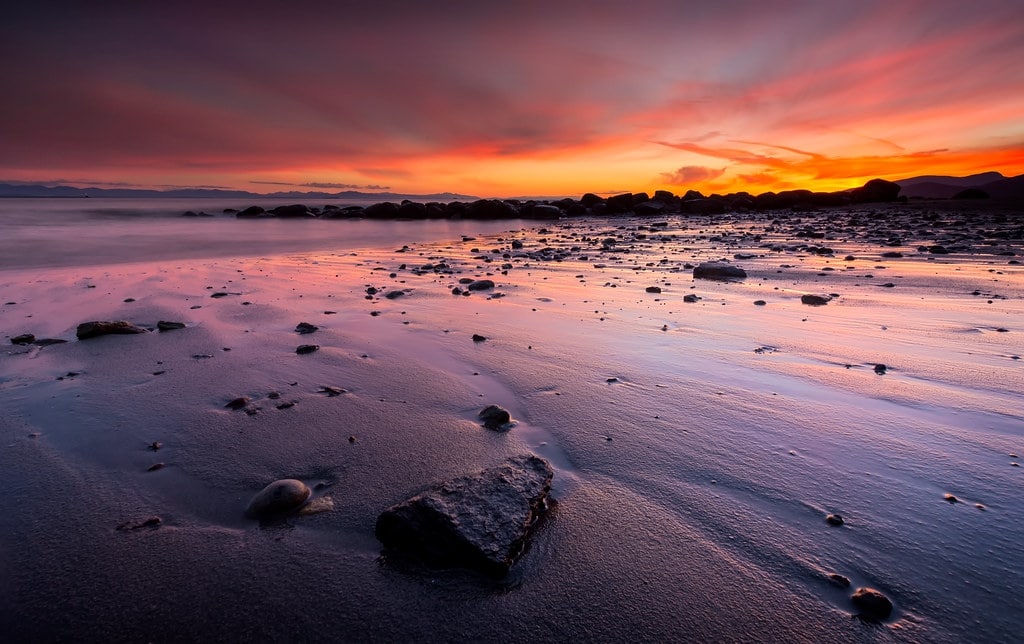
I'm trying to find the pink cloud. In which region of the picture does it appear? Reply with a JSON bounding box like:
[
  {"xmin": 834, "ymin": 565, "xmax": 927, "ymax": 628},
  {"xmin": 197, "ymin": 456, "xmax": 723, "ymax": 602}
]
[{"xmin": 660, "ymin": 166, "xmax": 727, "ymax": 186}]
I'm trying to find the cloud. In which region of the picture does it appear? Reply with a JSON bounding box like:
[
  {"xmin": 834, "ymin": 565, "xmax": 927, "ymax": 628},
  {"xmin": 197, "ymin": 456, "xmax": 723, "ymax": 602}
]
[{"xmin": 660, "ymin": 166, "xmax": 727, "ymax": 186}]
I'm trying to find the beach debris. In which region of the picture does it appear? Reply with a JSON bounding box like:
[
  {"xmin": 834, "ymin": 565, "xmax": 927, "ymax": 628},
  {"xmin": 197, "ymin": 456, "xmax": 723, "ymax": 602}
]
[
  {"xmin": 375, "ymin": 454, "xmax": 553, "ymax": 577},
  {"xmin": 116, "ymin": 516, "xmax": 162, "ymax": 531},
  {"xmin": 692, "ymin": 262, "xmax": 747, "ymax": 280},
  {"xmin": 245, "ymin": 479, "xmax": 312, "ymax": 519},
  {"xmin": 479, "ymin": 404, "xmax": 512, "ymax": 430},
  {"xmin": 224, "ymin": 396, "xmax": 251, "ymax": 410},
  {"xmin": 76, "ymin": 320, "xmax": 148, "ymax": 340},
  {"xmin": 467, "ymin": 279, "xmax": 496, "ymax": 291},
  {"xmin": 295, "ymin": 322, "xmax": 319, "ymax": 334},
  {"xmin": 10, "ymin": 333, "xmax": 35, "ymax": 345},
  {"xmin": 851, "ymin": 587, "xmax": 893, "ymax": 620},
  {"xmin": 829, "ymin": 574, "xmax": 851, "ymax": 588},
  {"xmin": 873, "ymin": 364, "xmax": 887, "ymax": 375},
  {"xmin": 800, "ymin": 294, "xmax": 831, "ymax": 306},
  {"xmin": 156, "ymin": 320, "xmax": 186, "ymax": 331},
  {"xmin": 296, "ymin": 344, "xmax": 320, "ymax": 354},
  {"xmin": 825, "ymin": 513, "xmax": 845, "ymax": 526},
  {"xmin": 472, "ymin": 334, "xmax": 487, "ymax": 343}
]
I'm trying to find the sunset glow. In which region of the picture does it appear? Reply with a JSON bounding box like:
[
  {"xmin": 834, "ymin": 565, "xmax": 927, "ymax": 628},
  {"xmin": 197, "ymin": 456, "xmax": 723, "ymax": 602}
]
[{"xmin": 2, "ymin": 1, "xmax": 1022, "ymax": 197}]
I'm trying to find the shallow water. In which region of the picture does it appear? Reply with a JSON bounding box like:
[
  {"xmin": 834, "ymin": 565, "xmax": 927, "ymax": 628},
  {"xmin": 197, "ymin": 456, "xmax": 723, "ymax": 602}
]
[{"xmin": 1, "ymin": 202, "xmax": 1022, "ymax": 642}]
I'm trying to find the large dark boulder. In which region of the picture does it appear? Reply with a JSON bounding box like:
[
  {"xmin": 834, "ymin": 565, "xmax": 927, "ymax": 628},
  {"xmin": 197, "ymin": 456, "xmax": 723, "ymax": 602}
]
[
  {"xmin": 692, "ymin": 262, "xmax": 747, "ymax": 280},
  {"xmin": 363, "ymin": 202, "xmax": 401, "ymax": 219},
  {"xmin": 605, "ymin": 193, "xmax": 634, "ymax": 213},
  {"xmin": 524, "ymin": 203, "xmax": 562, "ymax": 219},
  {"xmin": 850, "ymin": 178, "xmax": 901, "ymax": 204},
  {"xmin": 466, "ymin": 199, "xmax": 518, "ymax": 220},
  {"xmin": 397, "ymin": 201, "xmax": 428, "ymax": 218},
  {"xmin": 271, "ymin": 204, "xmax": 315, "ymax": 218},
  {"xmin": 76, "ymin": 320, "xmax": 148, "ymax": 340},
  {"xmin": 375, "ymin": 455, "xmax": 553, "ymax": 576},
  {"xmin": 236, "ymin": 206, "xmax": 267, "ymax": 218},
  {"xmin": 580, "ymin": 193, "xmax": 604, "ymax": 207}
]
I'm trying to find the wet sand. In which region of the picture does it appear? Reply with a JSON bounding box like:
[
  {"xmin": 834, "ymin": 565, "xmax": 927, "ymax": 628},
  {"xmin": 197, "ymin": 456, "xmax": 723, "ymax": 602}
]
[{"xmin": 1, "ymin": 203, "xmax": 1022, "ymax": 642}]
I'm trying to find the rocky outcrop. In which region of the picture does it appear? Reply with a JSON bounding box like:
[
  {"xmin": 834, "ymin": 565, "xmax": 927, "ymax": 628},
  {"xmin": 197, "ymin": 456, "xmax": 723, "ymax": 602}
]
[
  {"xmin": 76, "ymin": 320, "xmax": 148, "ymax": 340},
  {"xmin": 376, "ymin": 455, "xmax": 553, "ymax": 576}
]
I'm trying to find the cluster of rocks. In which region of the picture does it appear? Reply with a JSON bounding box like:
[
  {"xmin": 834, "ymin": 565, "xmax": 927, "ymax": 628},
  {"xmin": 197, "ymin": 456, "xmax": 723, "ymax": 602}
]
[{"xmin": 214, "ymin": 178, "xmax": 904, "ymax": 222}]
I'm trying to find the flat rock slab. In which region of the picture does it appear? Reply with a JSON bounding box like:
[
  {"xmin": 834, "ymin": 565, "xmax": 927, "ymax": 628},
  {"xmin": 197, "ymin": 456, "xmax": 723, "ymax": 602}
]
[
  {"xmin": 376, "ymin": 454, "xmax": 553, "ymax": 576},
  {"xmin": 693, "ymin": 262, "xmax": 747, "ymax": 280},
  {"xmin": 76, "ymin": 320, "xmax": 148, "ymax": 340}
]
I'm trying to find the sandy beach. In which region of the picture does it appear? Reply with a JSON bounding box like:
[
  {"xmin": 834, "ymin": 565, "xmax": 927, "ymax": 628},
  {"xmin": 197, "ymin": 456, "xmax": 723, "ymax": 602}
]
[{"xmin": 2, "ymin": 201, "xmax": 1022, "ymax": 642}]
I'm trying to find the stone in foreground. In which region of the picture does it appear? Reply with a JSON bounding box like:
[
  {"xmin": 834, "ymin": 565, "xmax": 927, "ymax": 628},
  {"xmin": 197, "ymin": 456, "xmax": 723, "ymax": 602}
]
[
  {"xmin": 376, "ymin": 455, "xmax": 553, "ymax": 576},
  {"xmin": 851, "ymin": 587, "xmax": 894, "ymax": 620},
  {"xmin": 479, "ymin": 404, "xmax": 512, "ymax": 430},
  {"xmin": 692, "ymin": 262, "xmax": 747, "ymax": 280},
  {"xmin": 245, "ymin": 479, "xmax": 312, "ymax": 519},
  {"xmin": 76, "ymin": 320, "xmax": 148, "ymax": 340}
]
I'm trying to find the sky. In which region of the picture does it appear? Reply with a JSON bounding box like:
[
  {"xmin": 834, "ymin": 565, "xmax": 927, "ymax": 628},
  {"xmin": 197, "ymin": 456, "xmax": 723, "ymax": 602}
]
[{"xmin": 2, "ymin": 0, "xmax": 1022, "ymax": 198}]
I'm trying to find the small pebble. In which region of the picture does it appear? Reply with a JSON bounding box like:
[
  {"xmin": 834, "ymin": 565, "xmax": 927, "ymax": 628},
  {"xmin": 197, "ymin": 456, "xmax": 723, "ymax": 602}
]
[
  {"xmin": 944, "ymin": 493, "xmax": 960, "ymax": 503},
  {"xmin": 147, "ymin": 463, "xmax": 165, "ymax": 472},
  {"xmin": 829, "ymin": 574, "xmax": 851, "ymax": 588},
  {"xmin": 472, "ymin": 334, "xmax": 487, "ymax": 342},
  {"xmin": 825, "ymin": 513, "xmax": 844, "ymax": 526},
  {"xmin": 296, "ymin": 344, "xmax": 320, "ymax": 354}
]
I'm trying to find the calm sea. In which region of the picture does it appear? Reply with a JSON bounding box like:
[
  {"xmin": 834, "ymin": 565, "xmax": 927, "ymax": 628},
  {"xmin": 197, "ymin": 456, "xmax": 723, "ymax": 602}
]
[{"xmin": 0, "ymin": 197, "xmax": 522, "ymax": 270}]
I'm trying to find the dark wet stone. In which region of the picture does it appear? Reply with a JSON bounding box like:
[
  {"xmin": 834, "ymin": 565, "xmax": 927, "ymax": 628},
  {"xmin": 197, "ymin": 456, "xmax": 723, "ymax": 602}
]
[
  {"xmin": 375, "ymin": 455, "xmax": 553, "ymax": 576},
  {"xmin": 296, "ymin": 344, "xmax": 320, "ymax": 354},
  {"xmin": 148, "ymin": 441, "xmax": 162, "ymax": 451},
  {"xmin": 147, "ymin": 462, "xmax": 165, "ymax": 472},
  {"xmin": 829, "ymin": 574, "xmax": 851, "ymax": 588},
  {"xmin": 825, "ymin": 513, "xmax": 844, "ymax": 526},
  {"xmin": 472, "ymin": 334, "xmax": 487, "ymax": 343},
  {"xmin": 76, "ymin": 320, "xmax": 148, "ymax": 340},
  {"xmin": 277, "ymin": 401, "xmax": 295, "ymax": 410},
  {"xmin": 479, "ymin": 404, "xmax": 512, "ymax": 430},
  {"xmin": 851, "ymin": 587, "xmax": 893, "ymax": 620},
  {"xmin": 385, "ymin": 290, "xmax": 406, "ymax": 299},
  {"xmin": 11, "ymin": 333, "xmax": 35, "ymax": 345},
  {"xmin": 800, "ymin": 294, "xmax": 831, "ymax": 306},
  {"xmin": 693, "ymin": 262, "xmax": 747, "ymax": 280},
  {"xmin": 245, "ymin": 479, "xmax": 311, "ymax": 519},
  {"xmin": 295, "ymin": 322, "xmax": 319, "ymax": 334},
  {"xmin": 753, "ymin": 300, "xmax": 766, "ymax": 306},
  {"xmin": 683, "ymin": 294, "xmax": 699, "ymax": 303},
  {"xmin": 881, "ymin": 251, "xmax": 903, "ymax": 258},
  {"xmin": 645, "ymin": 286, "xmax": 662, "ymax": 293},
  {"xmin": 156, "ymin": 321, "xmax": 186, "ymax": 331},
  {"xmin": 874, "ymin": 364, "xmax": 887, "ymax": 375},
  {"xmin": 943, "ymin": 493, "xmax": 960, "ymax": 503},
  {"xmin": 236, "ymin": 206, "xmax": 266, "ymax": 218},
  {"xmin": 225, "ymin": 396, "xmax": 250, "ymax": 410},
  {"xmin": 467, "ymin": 279, "xmax": 496, "ymax": 291}
]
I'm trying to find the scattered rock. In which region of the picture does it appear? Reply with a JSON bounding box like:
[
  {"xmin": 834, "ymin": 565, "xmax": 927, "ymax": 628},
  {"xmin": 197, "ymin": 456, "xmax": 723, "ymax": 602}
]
[
  {"xmin": 116, "ymin": 516, "xmax": 162, "ymax": 531},
  {"xmin": 683, "ymin": 294, "xmax": 699, "ymax": 303},
  {"xmin": 467, "ymin": 279, "xmax": 496, "ymax": 291},
  {"xmin": 472, "ymin": 334, "xmax": 487, "ymax": 343},
  {"xmin": 11, "ymin": 333, "xmax": 35, "ymax": 345},
  {"xmin": 147, "ymin": 463, "xmax": 165, "ymax": 472},
  {"xmin": 753, "ymin": 300, "xmax": 766, "ymax": 306},
  {"xmin": 385, "ymin": 290, "xmax": 406, "ymax": 299},
  {"xmin": 851, "ymin": 587, "xmax": 893, "ymax": 620},
  {"xmin": 296, "ymin": 344, "xmax": 320, "ymax": 354},
  {"xmin": 800, "ymin": 294, "xmax": 831, "ymax": 306},
  {"xmin": 692, "ymin": 262, "xmax": 747, "ymax": 280},
  {"xmin": 874, "ymin": 364, "xmax": 887, "ymax": 375},
  {"xmin": 76, "ymin": 320, "xmax": 148, "ymax": 340},
  {"xmin": 829, "ymin": 574, "xmax": 851, "ymax": 588},
  {"xmin": 148, "ymin": 441, "xmax": 162, "ymax": 451},
  {"xmin": 645, "ymin": 286, "xmax": 662, "ymax": 293},
  {"xmin": 245, "ymin": 479, "xmax": 312, "ymax": 519},
  {"xmin": 225, "ymin": 396, "xmax": 250, "ymax": 410},
  {"xmin": 479, "ymin": 404, "xmax": 512, "ymax": 430},
  {"xmin": 317, "ymin": 386, "xmax": 347, "ymax": 396},
  {"xmin": 943, "ymin": 493, "xmax": 960, "ymax": 504},
  {"xmin": 156, "ymin": 321, "xmax": 186, "ymax": 331},
  {"xmin": 375, "ymin": 455, "xmax": 553, "ymax": 576},
  {"xmin": 295, "ymin": 322, "xmax": 319, "ymax": 334},
  {"xmin": 825, "ymin": 513, "xmax": 844, "ymax": 526}
]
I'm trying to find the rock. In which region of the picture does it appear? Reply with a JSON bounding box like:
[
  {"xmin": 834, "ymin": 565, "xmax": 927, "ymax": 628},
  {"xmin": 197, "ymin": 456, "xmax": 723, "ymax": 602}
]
[
  {"xmin": 467, "ymin": 279, "xmax": 495, "ymax": 291},
  {"xmin": 944, "ymin": 493, "xmax": 960, "ymax": 503},
  {"xmin": 829, "ymin": 573, "xmax": 851, "ymax": 588},
  {"xmin": 116, "ymin": 516, "xmax": 162, "ymax": 531},
  {"xmin": 825, "ymin": 513, "xmax": 844, "ymax": 526},
  {"xmin": 147, "ymin": 462, "xmax": 165, "ymax": 472},
  {"xmin": 851, "ymin": 587, "xmax": 893, "ymax": 620},
  {"xmin": 874, "ymin": 364, "xmax": 887, "ymax": 375},
  {"xmin": 236, "ymin": 206, "xmax": 267, "ymax": 218},
  {"xmin": 683, "ymin": 294, "xmax": 699, "ymax": 303},
  {"xmin": 296, "ymin": 344, "xmax": 320, "ymax": 354},
  {"xmin": 385, "ymin": 290, "xmax": 406, "ymax": 299},
  {"xmin": 156, "ymin": 321, "xmax": 186, "ymax": 331},
  {"xmin": 33, "ymin": 338, "xmax": 67, "ymax": 346},
  {"xmin": 753, "ymin": 300, "xmax": 766, "ymax": 306},
  {"xmin": 800, "ymin": 294, "xmax": 831, "ymax": 306},
  {"xmin": 76, "ymin": 320, "xmax": 148, "ymax": 340},
  {"xmin": 271, "ymin": 204, "xmax": 315, "ymax": 218},
  {"xmin": 849, "ymin": 178, "xmax": 901, "ymax": 204},
  {"xmin": 472, "ymin": 334, "xmax": 487, "ymax": 343},
  {"xmin": 693, "ymin": 262, "xmax": 747, "ymax": 280},
  {"xmin": 245, "ymin": 479, "xmax": 312, "ymax": 519},
  {"xmin": 645, "ymin": 286, "xmax": 662, "ymax": 293},
  {"xmin": 479, "ymin": 404, "xmax": 512, "ymax": 430},
  {"xmin": 295, "ymin": 322, "xmax": 319, "ymax": 334},
  {"xmin": 224, "ymin": 396, "xmax": 250, "ymax": 410},
  {"xmin": 375, "ymin": 455, "xmax": 553, "ymax": 576},
  {"xmin": 11, "ymin": 333, "xmax": 35, "ymax": 345}
]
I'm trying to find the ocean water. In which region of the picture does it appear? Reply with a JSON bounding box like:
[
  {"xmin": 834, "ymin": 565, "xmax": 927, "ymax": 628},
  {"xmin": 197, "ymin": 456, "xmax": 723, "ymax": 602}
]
[{"xmin": 1, "ymin": 200, "xmax": 1022, "ymax": 642}]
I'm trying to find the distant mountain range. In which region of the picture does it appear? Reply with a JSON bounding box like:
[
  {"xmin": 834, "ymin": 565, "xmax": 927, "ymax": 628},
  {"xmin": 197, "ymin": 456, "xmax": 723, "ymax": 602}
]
[
  {"xmin": 0, "ymin": 183, "xmax": 479, "ymax": 201},
  {"xmin": 895, "ymin": 171, "xmax": 1024, "ymax": 200}
]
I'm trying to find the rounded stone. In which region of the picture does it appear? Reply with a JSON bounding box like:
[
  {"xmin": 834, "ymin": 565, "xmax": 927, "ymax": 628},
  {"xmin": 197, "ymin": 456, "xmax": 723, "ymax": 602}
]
[
  {"xmin": 245, "ymin": 479, "xmax": 311, "ymax": 518},
  {"xmin": 825, "ymin": 513, "xmax": 844, "ymax": 526},
  {"xmin": 851, "ymin": 587, "xmax": 893, "ymax": 620}
]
